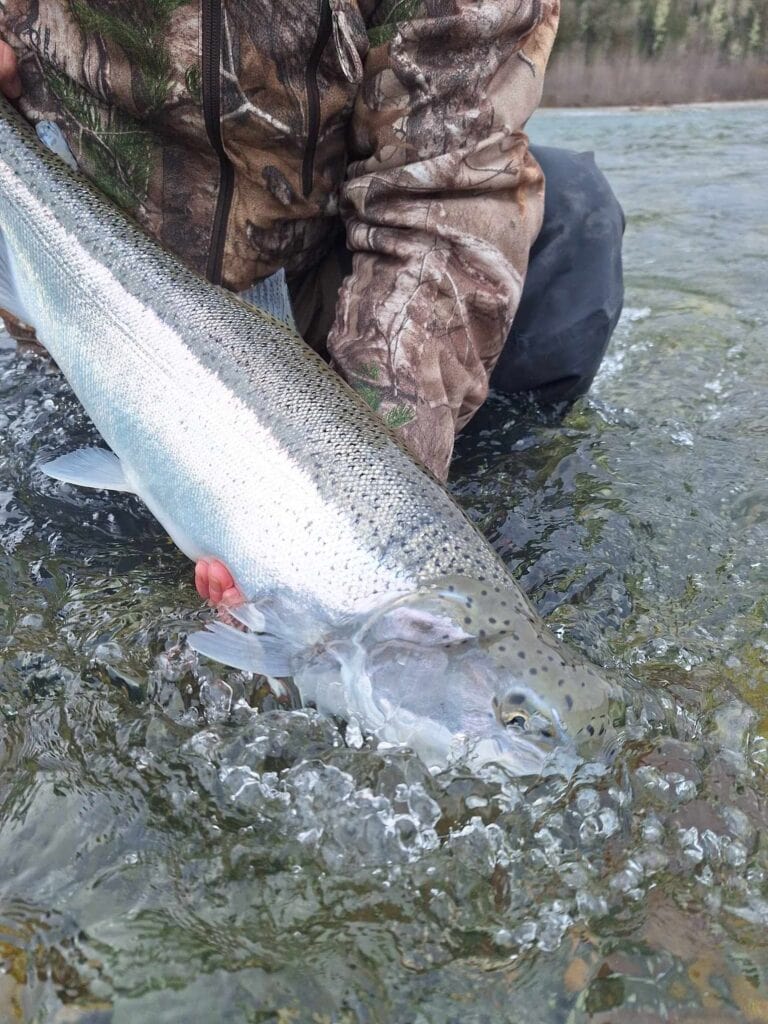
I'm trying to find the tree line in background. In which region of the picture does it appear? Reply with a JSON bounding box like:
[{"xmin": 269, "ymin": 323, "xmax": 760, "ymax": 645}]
[
  {"xmin": 544, "ymin": 0, "xmax": 768, "ymax": 105},
  {"xmin": 554, "ymin": 0, "xmax": 767, "ymax": 60}
]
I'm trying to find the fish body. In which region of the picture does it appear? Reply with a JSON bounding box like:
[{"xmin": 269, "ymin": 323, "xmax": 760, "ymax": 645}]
[{"xmin": 0, "ymin": 97, "xmax": 621, "ymax": 774}]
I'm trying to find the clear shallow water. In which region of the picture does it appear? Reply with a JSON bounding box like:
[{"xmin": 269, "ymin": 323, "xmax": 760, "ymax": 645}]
[{"xmin": 1, "ymin": 104, "xmax": 767, "ymax": 1022}]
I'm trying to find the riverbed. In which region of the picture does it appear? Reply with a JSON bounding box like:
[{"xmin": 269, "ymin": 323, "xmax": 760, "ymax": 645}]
[{"xmin": 1, "ymin": 103, "xmax": 766, "ymax": 1022}]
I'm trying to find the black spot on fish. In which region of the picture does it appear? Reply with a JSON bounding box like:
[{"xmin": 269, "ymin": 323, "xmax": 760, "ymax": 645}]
[
  {"xmin": 518, "ymin": 651, "xmax": 526, "ymax": 659},
  {"xmin": 557, "ymin": 679, "xmax": 565, "ymax": 687},
  {"xmin": 586, "ymin": 724, "xmax": 595, "ymax": 736},
  {"xmin": 464, "ymin": 617, "xmax": 472, "ymax": 625},
  {"xmin": 529, "ymin": 668, "xmax": 537, "ymax": 675},
  {"xmin": 565, "ymin": 695, "xmax": 574, "ymax": 710},
  {"xmin": 489, "ymin": 617, "xmax": 497, "ymax": 624}
]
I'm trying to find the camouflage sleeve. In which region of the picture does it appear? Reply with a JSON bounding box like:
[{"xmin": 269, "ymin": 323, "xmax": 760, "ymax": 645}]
[{"xmin": 326, "ymin": 0, "xmax": 560, "ymax": 480}]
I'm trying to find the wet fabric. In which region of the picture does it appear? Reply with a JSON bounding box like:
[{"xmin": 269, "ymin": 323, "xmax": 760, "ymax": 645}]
[
  {"xmin": 0, "ymin": 1, "xmax": 559, "ymax": 477},
  {"xmin": 490, "ymin": 146, "xmax": 626, "ymax": 403}
]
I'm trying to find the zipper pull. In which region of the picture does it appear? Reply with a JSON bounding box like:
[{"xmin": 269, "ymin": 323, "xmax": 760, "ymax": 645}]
[{"xmin": 330, "ymin": 1, "xmax": 364, "ymax": 84}]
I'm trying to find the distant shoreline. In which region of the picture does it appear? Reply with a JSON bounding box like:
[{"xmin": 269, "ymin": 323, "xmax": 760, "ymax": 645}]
[
  {"xmin": 541, "ymin": 52, "xmax": 768, "ymax": 109},
  {"xmin": 538, "ymin": 98, "xmax": 768, "ymax": 113}
]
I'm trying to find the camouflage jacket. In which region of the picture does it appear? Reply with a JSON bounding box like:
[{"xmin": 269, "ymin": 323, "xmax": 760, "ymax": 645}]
[{"xmin": 0, "ymin": 0, "xmax": 559, "ymax": 478}]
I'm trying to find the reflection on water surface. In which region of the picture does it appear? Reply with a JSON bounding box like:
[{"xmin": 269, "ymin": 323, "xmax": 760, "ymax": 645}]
[{"xmin": 1, "ymin": 103, "xmax": 767, "ymax": 1022}]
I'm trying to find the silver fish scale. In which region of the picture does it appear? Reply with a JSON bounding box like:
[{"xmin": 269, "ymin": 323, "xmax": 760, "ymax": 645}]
[{"xmin": 0, "ymin": 99, "xmax": 511, "ymax": 621}]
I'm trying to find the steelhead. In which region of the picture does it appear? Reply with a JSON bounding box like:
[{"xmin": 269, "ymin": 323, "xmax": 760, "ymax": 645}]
[{"xmin": 0, "ymin": 96, "xmax": 622, "ymax": 775}]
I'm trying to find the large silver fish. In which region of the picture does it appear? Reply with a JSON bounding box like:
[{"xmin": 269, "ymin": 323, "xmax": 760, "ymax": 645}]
[{"xmin": 0, "ymin": 96, "xmax": 622, "ymax": 775}]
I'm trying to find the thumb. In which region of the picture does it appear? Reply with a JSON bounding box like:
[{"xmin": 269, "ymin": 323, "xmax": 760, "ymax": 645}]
[{"xmin": 0, "ymin": 42, "xmax": 22, "ymax": 100}]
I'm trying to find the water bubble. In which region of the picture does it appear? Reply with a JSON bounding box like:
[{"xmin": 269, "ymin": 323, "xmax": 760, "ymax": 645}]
[
  {"xmin": 700, "ymin": 829, "xmax": 722, "ymax": 861},
  {"xmin": 721, "ymin": 836, "xmax": 747, "ymax": 869},
  {"xmin": 575, "ymin": 786, "xmax": 601, "ymax": 815},
  {"xmin": 697, "ymin": 864, "xmax": 715, "ymax": 887},
  {"xmin": 404, "ymin": 784, "xmax": 441, "ymax": 828},
  {"xmin": 642, "ymin": 814, "xmax": 665, "ymax": 844},
  {"xmin": 534, "ymin": 826, "xmax": 563, "ymax": 856},
  {"xmin": 637, "ymin": 846, "xmax": 668, "ymax": 873},
  {"xmin": 579, "ymin": 815, "xmax": 601, "ymax": 843},
  {"xmin": 665, "ymin": 771, "xmax": 697, "ymax": 802},
  {"xmin": 344, "ymin": 717, "xmax": 365, "ymax": 749},
  {"xmin": 18, "ymin": 613, "xmax": 43, "ymax": 629},
  {"xmin": 636, "ymin": 765, "xmax": 670, "ymax": 797},
  {"xmin": 598, "ymin": 807, "xmax": 619, "ymax": 837},
  {"xmin": 537, "ymin": 901, "xmax": 573, "ymax": 952},
  {"xmin": 200, "ymin": 678, "xmax": 233, "ymax": 723},
  {"xmin": 576, "ymin": 890, "xmax": 609, "ymax": 918},
  {"xmin": 723, "ymin": 898, "xmax": 768, "ymax": 927},
  {"xmin": 610, "ymin": 859, "xmax": 644, "ymax": 894},
  {"xmin": 493, "ymin": 927, "xmax": 515, "ymax": 949},
  {"xmin": 677, "ymin": 826, "xmax": 704, "ymax": 863},
  {"xmin": 513, "ymin": 920, "xmax": 537, "ymax": 950},
  {"xmin": 93, "ymin": 640, "xmax": 123, "ymax": 663},
  {"xmin": 723, "ymin": 805, "xmax": 754, "ymax": 844}
]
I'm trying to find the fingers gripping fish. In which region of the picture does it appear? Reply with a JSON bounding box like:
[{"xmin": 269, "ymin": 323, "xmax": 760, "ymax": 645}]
[{"xmin": 0, "ymin": 97, "xmax": 622, "ymax": 776}]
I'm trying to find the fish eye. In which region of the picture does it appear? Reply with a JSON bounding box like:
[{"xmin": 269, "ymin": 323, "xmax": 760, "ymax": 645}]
[{"xmin": 501, "ymin": 707, "xmax": 529, "ymax": 730}]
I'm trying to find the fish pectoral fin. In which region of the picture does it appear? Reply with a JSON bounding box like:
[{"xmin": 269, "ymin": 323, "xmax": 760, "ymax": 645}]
[
  {"xmin": 0, "ymin": 229, "xmax": 36, "ymax": 330},
  {"xmin": 229, "ymin": 598, "xmax": 326, "ymax": 647},
  {"xmin": 228, "ymin": 602, "xmax": 267, "ymax": 633},
  {"xmin": 41, "ymin": 447, "xmax": 133, "ymax": 492},
  {"xmin": 356, "ymin": 599, "xmax": 475, "ymax": 647},
  {"xmin": 188, "ymin": 621, "xmax": 294, "ymax": 677}
]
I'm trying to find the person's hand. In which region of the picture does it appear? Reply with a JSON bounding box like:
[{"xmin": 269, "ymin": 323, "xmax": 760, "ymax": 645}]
[
  {"xmin": 194, "ymin": 558, "xmax": 243, "ymax": 608},
  {"xmin": 0, "ymin": 40, "xmax": 21, "ymax": 99}
]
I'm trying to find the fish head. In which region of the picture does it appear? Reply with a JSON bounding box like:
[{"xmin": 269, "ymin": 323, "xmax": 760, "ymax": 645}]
[{"xmin": 342, "ymin": 575, "xmax": 623, "ymax": 777}]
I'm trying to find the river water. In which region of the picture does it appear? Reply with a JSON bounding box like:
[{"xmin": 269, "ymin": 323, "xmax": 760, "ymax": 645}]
[{"xmin": 0, "ymin": 103, "xmax": 766, "ymax": 1023}]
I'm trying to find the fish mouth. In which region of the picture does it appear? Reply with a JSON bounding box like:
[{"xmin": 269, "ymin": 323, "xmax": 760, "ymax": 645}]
[{"xmin": 450, "ymin": 729, "xmax": 579, "ymax": 779}]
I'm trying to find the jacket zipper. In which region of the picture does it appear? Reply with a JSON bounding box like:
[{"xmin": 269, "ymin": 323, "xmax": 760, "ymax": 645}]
[
  {"xmin": 302, "ymin": 0, "xmax": 333, "ymax": 198},
  {"xmin": 201, "ymin": 0, "xmax": 234, "ymax": 285}
]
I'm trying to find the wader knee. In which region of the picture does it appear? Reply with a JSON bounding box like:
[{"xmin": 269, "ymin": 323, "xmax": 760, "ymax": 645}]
[{"xmin": 490, "ymin": 146, "xmax": 625, "ymax": 404}]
